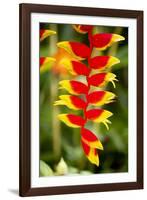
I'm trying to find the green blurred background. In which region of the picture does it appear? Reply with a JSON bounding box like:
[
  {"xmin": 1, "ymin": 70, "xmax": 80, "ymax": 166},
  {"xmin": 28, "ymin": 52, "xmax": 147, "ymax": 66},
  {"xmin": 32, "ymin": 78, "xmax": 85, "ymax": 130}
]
[{"xmin": 39, "ymin": 23, "xmax": 128, "ymax": 176}]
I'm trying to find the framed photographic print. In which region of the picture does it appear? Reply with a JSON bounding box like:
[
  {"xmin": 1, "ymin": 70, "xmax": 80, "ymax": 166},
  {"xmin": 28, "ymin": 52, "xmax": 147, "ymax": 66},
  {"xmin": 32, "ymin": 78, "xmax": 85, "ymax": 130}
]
[{"xmin": 19, "ymin": 3, "xmax": 143, "ymax": 196}]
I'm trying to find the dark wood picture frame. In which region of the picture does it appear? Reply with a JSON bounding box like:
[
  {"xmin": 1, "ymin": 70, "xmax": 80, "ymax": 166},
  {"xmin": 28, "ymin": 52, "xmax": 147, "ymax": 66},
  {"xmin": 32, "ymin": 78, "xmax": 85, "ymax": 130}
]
[{"xmin": 19, "ymin": 3, "xmax": 143, "ymax": 197}]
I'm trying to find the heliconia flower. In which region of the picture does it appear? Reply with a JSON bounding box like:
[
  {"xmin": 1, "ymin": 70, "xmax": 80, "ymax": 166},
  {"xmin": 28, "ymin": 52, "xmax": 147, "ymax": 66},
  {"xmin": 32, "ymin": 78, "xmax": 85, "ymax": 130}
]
[
  {"xmin": 81, "ymin": 139, "xmax": 99, "ymax": 166},
  {"xmin": 91, "ymin": 33, "xmax": 125, "ymax": 50},
  {"xmin": 57, "ymin": 41, "xmax": 90, "ymax": 60},
  {"xmin": 89, "ymin": 56, "xmax": 120, "ymax": 70},
  {"xmin": 59, "ymin": 80, "xmax": 88, "ymax": 95},
  {"xmin": 40, "ymin": 29, "xmax": 56, "ymax": 41},
  {"xmin": 86, "ymin": 109, "xmax": 113, "ymax": 130},
  {"xmin": 81, "ymin": 128, "xmax": 103, "ymax": 150},
  {"xmin": 88, "ymin": 72, "xmax": 118, "ymax": 88},
  {"xmin": 40, "ymin": 57, "xmax": 56, "ymax": 73},
  {"xmin": 81, "ymin": 129, "xmax": 102, "ymax": 165},
  {"xmin": 54, "ymin": 95, "xmax": 86, "ymax": 110},
  {"xmin": 87, "ymin": 91, "xmax": 116, "ymax": 106},
  {"xmin": 52, "ymin": 48, "xmax": 77, "ymax": 76},
  {"xmin": 60, "ymin": 59, "xmax": 90, "ymax": 76},
  {"xmin": 58, "ymin": 114, "xmax": 85, "ymax": 128},
  {"xmin": 55, "ymin": 24, "xmax": 124, "ymax": 166},
  {"xmin": 72, "ymin": 24, "xmax": 93, "ymax": 34}
]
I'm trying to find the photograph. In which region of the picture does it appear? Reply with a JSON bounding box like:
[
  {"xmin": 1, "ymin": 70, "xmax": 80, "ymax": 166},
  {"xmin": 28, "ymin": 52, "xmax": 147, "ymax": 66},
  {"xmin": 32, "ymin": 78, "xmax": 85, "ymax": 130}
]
[{"xmin": 39, "ymin": 23, "xmax": 128, "ymax": 176}]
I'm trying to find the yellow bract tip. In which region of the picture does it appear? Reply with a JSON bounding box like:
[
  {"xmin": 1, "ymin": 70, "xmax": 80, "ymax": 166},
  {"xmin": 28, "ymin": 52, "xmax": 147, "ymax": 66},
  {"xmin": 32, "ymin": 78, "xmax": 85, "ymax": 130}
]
[
  {"xmin": 102, "ymin": 119, "xmax": 112, "ymax": 130},
  {"xmin": 112, "ymin": 34, "xmax": 125, "ymax": 42},
  {"xmin": 97, "ymin": 140, "xmax": 104, "ymax": 150},
  {"xmin": 56, "ymin": 95, "xmax": 79, "ymax": 110},
  {"xmin": 57, "ymin": 114, "xmax": 80, "ymax": 128},
  {"xmin": 53, "ymin": 100, "xmax": 65, "ymax": 106},
  {"xmin": 88, "ymin": 148, "xmax": 99, "ymax": 166},
  {"xmin": 105, "ymin": 92, "xmax": 116, "ymax": 103},
  {"xmin": 46, "ymin": 57, "xmax": 56, "ymax": 62},
  {"xmin": 108, "ymin": 56, "xmax": 120, "ymax": 67},
  {"xmin": 72, "ymin": 25, "xmax": 87, "ymax": 34},
  {"xmin": 57, "ymin": 41, "xmax": 84, "ymax": 61},
  {"xmin": 94, "ymin": 110, "xmax": 113, "ymax": 130},
  {"xmin": 106, "ymin": 73, "xmax": 118, "ymax": 88},
  {"xmin": 57, "ymin": 41, "xmax": 68, "ymax": 48},
  {"xmin": 40, "ymin": 57, "xmax": 56, "ymax": 73},
  {"xmin": 40, "ymin": 30, "xmax": 56, "ymax": 41},
  {"xmin": 47, "ymin": 30, "xmax": 56, "ymax": 35}
]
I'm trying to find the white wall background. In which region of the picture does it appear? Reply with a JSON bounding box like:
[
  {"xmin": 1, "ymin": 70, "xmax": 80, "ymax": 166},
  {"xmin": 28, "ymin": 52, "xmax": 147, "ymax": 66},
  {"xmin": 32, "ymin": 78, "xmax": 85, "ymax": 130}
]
[{"xmin": 0, "ymin": 0, "xmax": 146, "ymax": 199}]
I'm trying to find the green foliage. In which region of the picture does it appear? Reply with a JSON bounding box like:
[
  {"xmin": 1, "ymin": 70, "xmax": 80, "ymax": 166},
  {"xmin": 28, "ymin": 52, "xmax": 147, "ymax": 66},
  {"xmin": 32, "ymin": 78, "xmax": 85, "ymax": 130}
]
[{"xmin": 40, "ymin": 160, "xmax": 53, "ymax": 176}]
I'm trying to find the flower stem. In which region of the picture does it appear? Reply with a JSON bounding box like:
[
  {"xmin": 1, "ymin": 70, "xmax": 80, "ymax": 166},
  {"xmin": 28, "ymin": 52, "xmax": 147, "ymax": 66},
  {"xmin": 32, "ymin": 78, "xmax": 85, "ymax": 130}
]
[{"xmin": 82, "ymin": 29, "xmax": 93, "ymax": 129}]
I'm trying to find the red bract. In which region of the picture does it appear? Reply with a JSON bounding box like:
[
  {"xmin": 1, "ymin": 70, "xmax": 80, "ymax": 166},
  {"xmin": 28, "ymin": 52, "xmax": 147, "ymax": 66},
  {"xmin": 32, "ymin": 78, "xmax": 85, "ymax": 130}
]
[
  {"xmin": 81, "ymin": 128, "xmax": 103, "ymax": 150},
  {"xmin": 88, "ymin": 73, "xmax": 117, "ymax": 87},
  {"xmin": 80, "ymin": 25, "xmax": 93, "ymax": 32},
  {"xmin": 70, "ymin": 96, "xmax": 86, "ymax": 109},
  {"xmin": 54, "ymin": 95, "xmax": 86, "ymax": 110},
  {"xmin": 55, "ymin": 25, "xmax": 124, "ymax": 166},
  {"xmin": 86, "ymin": 109, "xmax": 104, "ymax": 119},
  {"xmin": 71, "ymin": 81, "xmax": 88, "ymax": 94},
  {"xmin": 73, "ymin": 25, "xmax": 93, "ymax": 34},
  {"xmin": 68, "ymin": 114, "xmax": 85, "ymax": 126},
  {"xmin": 89, "ymin": 56, "xmax": 120, "ymax": 70},
  {"xmin": 40, "ymin": 57, "xmax": 46, "ymax": 66},
  {"xmin": 71, "ymin": 61, "xmax": 90, "ymax": 76},
  {"xmin": 59, "ymin": 80, "xmax": 88, "ymax": 95},
  {"xmin": 91, "ymin": 33, "xmax": 124, "ymax": 50},
  {"xmin": 58, "ymin": 114, "xmax": 85, "ymax": 128},
  {"xmin": 87, "ymin": 91, "xmax": 115, "ymax": 106},
  {"xmin": 87, "ymin": 91, "xmax": 106, "ymax": 102},
  {"xmin": 71, "ymin": 80, "xmax": 88, "ymax": 94},
  {"xmin": 69, "ymin": 42, "xmax": 90, "ymax": 58},
  {"xmin": 88, "ymin": 73, "xmax": 106, "ymax": 87}
]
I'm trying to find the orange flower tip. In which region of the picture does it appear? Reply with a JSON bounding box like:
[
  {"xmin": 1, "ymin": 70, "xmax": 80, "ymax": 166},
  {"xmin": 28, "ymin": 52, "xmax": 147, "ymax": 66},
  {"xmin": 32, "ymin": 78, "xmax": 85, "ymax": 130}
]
[
  {"xmin": 59, "ymin": 59, "xmax": 74, "ymax": 75},
  {"xmin": 40, "ymin": 29, "xmax": 56, "ymax": 41}
]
